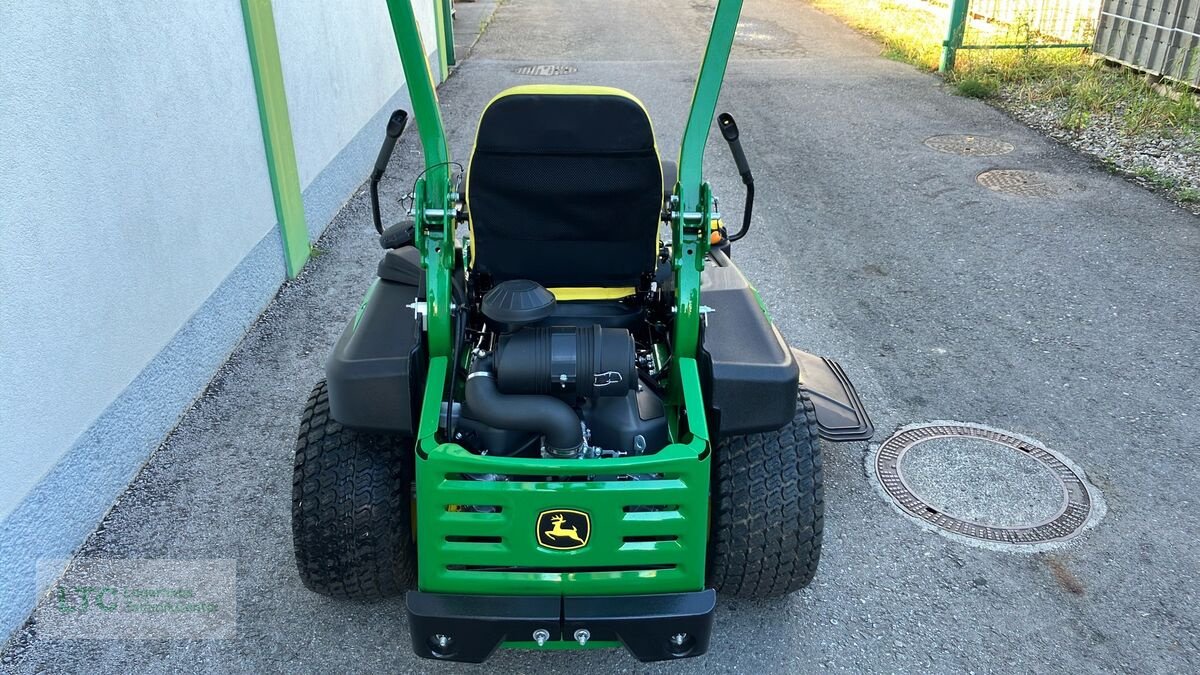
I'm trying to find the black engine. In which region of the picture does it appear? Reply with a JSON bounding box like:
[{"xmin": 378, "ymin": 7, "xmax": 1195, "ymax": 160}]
[{"xmin": 450, "ymin": 279, "xmax": 668, "ymax": 459}]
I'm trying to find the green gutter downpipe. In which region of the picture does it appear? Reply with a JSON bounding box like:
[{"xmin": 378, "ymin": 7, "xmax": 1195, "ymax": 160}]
[
  {"xmin": 433, "ymin": 0, "xmax": 452, "ymax": 77},
  {"xmin": 241, "ymin": 0, "xmax": 311, "ymax": 278},
  {"xmin": 440, "ymin": 0, "xmax": 456, "ymax": 67},
  {"xmin": 939, "ymin": 0, "xmax": 970, "ymax": 73}
]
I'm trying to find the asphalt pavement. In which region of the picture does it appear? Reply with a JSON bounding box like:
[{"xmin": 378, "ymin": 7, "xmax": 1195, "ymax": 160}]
[{"xmin": 3, "ymin": 0, "xmax": 1198, "ymax": 672}]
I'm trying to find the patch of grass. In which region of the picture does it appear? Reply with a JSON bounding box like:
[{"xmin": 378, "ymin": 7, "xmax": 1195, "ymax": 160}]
[
  {"xmin": 995, "ymin": 60, "xmax": 1200, "ymax": 136},
  {"xmin": 955, "ymin": 77, "xmax": 999, "ymax": 98},
  {"xmin": 1133, "ymin": 165, "xmax": 1182, "ymax": 191},
  {"xmin": 1061, "ymin": 108, "xmax": 1090, "ymax": 130},
  {"xmin": 811, "ymin": 0, "xmax": 944, "ymax": 70},
  {"xmin": 1177, "ymin": 188, "xmax": 1200, "ymax": 203}
]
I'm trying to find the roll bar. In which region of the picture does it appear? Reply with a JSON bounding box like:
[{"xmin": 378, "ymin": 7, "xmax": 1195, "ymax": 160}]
[{"xmin": 382, "ymin": 0, "xmax": 743, "ymax": 218}]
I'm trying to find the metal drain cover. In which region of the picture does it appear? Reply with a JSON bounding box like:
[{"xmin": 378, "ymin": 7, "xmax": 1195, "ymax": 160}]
[
  {"xmin": 924, "ymin": 134, "xmax": 1014, "ymax": 156},
  {"xmin": 514, "ymin": 64, "xmax": 577, "ymax": 76},
  {"xmin": 976, "ymin": 169, "xmax": 1066, "ymax": 197},
  {"xmin": 873, "ymin": 422, "xmax": 1102, "ymax": 548}
]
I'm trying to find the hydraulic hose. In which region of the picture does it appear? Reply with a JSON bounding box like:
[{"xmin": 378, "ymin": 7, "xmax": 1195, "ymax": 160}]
[{"xmin": 464, "ymin": 357, "xmax": 583, "ymax": 454}]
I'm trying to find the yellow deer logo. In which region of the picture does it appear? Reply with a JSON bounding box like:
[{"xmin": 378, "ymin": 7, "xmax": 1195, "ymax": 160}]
[
  {"xmin": 545, "ymin": 514, "xmax": 584, "ymax": 544},
  {"xmin": 536, "ymin": 509, "xmax": 590, "ymax": 550}
]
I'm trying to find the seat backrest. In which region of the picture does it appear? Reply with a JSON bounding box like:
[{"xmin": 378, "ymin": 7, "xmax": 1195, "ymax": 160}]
[{"xmin": 466, "ymin": 86, "xmax": 662, "ymax": 296}]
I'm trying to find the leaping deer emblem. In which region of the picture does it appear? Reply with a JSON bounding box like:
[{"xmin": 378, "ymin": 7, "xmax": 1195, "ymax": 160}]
[{"xmin": 544, "ymin": 513, "xmax": 584, "ymax": 544}]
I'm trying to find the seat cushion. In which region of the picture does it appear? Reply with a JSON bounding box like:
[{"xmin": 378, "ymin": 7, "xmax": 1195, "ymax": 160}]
[{"xmin": 466, "ymin": 85, "xmax": 663, "ymax": 289}]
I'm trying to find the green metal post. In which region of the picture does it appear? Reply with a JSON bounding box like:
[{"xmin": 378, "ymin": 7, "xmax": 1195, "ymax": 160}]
[
  {"xmin": 241, "ymin": 0, "xmax": 311, "ymax": 278},
  {"xmin": 432, "ymin": 0, "xmax": 451, "ymax": 77},
  {"xmin": 940, "ymin": 0, "xmax": 971, "ymax": 73},
  {"xmin": 441, "ymin": 0, "xmax": 456, "ymax": 67}
]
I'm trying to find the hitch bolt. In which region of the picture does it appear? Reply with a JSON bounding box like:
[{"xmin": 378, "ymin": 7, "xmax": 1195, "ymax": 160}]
[
  {"xmin": 574, "ymin": 628, "xmax": 591, "ymax": 646},
  {"xmin": 670, "ymin": 632, "xmax": 688, "ymax": 646},
  {"xmin": 532, "ymin": 629, "xmax": 550, "ymax": 647},
  {"xmin": 433, "ymin": 634, "xmax": 452, "ymax": 650}
]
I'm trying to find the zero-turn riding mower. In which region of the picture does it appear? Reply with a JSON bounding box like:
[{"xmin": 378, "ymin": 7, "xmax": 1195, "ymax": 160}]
[{"xmin": 291, "ymin": 0, "xmax": 872, "ymax": 663}]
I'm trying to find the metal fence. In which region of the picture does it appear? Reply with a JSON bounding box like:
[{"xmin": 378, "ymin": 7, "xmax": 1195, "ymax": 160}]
[
  {"xmin": 940, "ymin": 0, "xmax": 1103, "ymax": 70},
  {"xmin": 1093, "ymin": 0, "xmax": 1200, "ymax": 86},
  {"xmin": 965, "ymin": 0, "xmax": 1100, "ymax": 42}
]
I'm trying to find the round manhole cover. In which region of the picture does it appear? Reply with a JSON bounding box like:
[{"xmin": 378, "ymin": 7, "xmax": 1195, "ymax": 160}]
[
  {"xmin": 924, "ymin": 134, "xmax": 1014, "ymax": 156},
  {"xmin": 976, "ymin": 169, "xmax": 1068, "ymax": 197},
  {"xmin": 872, "ymin": 422, "xmax": 1104, "ymax": 548},
  {"xmin": 514, "ymin": 64, "xmax": 577, "ymax": 77}
]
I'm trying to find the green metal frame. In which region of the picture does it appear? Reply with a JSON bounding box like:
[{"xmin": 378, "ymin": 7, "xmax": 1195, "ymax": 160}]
[{"xmin": 381, "ymin": 0, "xmax": 743, "ymax": 620}]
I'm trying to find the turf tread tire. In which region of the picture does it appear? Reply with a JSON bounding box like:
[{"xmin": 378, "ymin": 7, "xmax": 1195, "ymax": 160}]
[
  {"xmin": 292, "ymin": 380, "xmax": 415, "ymax": 599},
  {"xmin": 709, "ymin": 394, "xmax": 824, "ymax": 598}
]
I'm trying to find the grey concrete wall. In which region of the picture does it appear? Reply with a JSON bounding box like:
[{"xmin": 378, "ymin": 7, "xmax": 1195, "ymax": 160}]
[
  {"xmin": 0, "ymin": 1, "xmax": 280, "ymax": 522},
  {"xmin": 0, "ymin": 0, "xmax": 442, "ymax": 641}
]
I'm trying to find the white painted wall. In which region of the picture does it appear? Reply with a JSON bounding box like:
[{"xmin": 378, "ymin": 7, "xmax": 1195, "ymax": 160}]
[
  {"xmin": 0, "ymin": 0, "xmax": 448, "ymax": 642},
  {"xmin": 273, "ymin": 0, "xmax": 440, "ymax": 189},
  {"xmin": 0, "ymin": 1, "xmax": 278, "ymax": 519}
]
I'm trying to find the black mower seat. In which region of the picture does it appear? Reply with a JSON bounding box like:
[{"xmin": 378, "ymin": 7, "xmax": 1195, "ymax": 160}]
[{"xmin": 466, "ymin": 85, "xmax": 663, "ymax": 300}]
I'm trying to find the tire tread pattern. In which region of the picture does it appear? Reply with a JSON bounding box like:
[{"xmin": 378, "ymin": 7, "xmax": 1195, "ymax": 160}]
[
  {"xmin": 709, "ymin": 394, "xmax": 824, "ymax": 598},
  {"xmin": 292, "ymin": 380, "xmax": 415, "ymax": 599}
]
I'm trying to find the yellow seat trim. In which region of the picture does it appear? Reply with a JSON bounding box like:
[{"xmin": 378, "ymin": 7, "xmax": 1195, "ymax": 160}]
[
  {"xmin": 547, "ymin": 287, "xmax": 638, "ymax": 301},
  {"xmin": 465, "ymin": 84, "xmax": 664, "ymax": 270}
]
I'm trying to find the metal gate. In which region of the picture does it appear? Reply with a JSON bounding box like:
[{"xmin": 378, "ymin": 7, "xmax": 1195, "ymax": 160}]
[{"xmin": 1093, "ymin": 0, "xmax": 1200, "ymax": 86}]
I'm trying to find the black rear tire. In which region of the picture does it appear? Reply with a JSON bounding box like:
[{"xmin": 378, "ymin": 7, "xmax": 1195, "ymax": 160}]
[
  {"xmin": 292, "ymin": 380, "xmax": 415, "ymax": 599},
  {"xmin": 709, "ymin": 394, "xmax": 824, "ymax": 598}
]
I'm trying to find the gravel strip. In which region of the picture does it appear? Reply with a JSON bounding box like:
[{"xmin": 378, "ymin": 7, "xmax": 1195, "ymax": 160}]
[{"xmin": 992, "ymin": 89, "xmax": 1200, "ymax": 216}]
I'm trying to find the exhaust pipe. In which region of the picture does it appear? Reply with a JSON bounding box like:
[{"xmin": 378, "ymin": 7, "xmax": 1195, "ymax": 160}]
[{"xmin": 464, "ymin": 357, "xmax": 583, "ymax": 456}]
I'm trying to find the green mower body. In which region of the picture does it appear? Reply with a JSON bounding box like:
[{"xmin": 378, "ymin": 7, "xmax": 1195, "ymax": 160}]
[{"xmin": 291, "ymin": 0, "xmax": 873, "ymax": 664}]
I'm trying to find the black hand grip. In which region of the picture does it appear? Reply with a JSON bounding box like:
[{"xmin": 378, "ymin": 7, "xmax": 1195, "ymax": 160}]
[
  {"xmin": 372, "ymin": 109, "xmax": 409, "ymax": 180},
  {"xmin": 717, "ymin": 112, "xmax": 754, "ymax": 243},
  {"xmin": 370, "ymin": 109, "xmax": 409, "ymax": 234},
  {"xmin": 717, "ymin": 113, "xmax": 751, "ymax": 182}
]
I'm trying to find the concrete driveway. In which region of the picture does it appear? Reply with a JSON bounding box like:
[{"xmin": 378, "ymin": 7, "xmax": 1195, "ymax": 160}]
[{"xmin": 4, "ymin": 0, "xmax": 1198, "ymax": 672}]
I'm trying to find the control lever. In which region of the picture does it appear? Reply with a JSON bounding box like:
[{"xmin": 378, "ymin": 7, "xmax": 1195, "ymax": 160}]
[
  {"xmin": 717, "ymin": 113, "xmax": 754, "ymax": 242},
  {"xmin": 370, "ymin": 109, "xmax": 410, "ymax": 234}
]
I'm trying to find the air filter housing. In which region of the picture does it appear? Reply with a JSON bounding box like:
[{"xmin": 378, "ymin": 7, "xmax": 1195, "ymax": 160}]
[{"xmin": 481, "ymin": 279, "xmax": 557, "ymax": 330}]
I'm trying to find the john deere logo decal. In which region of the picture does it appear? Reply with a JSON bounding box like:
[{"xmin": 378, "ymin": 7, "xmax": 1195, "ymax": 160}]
[{"xmin": 537, "ymin": 509, "xmax": 590, "ymax": 550}]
